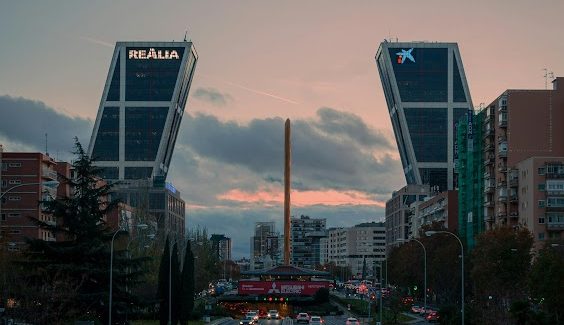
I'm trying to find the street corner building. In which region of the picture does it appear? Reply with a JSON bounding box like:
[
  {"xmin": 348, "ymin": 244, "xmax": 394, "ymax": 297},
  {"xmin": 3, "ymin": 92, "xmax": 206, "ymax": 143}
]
[
  {"xmin": 88, "ymin": 41, "xmax": 198, "ymax": 182},
  {"xmin": 376, "ymin": 41, "xmax": 473, "ymax": 192}
]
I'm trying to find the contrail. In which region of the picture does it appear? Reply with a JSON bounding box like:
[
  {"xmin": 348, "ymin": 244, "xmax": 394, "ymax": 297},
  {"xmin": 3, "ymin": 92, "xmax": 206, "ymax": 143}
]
[
  {"xmin": 200, "ymin": 74, "xmax": 300, "ymax": 105},
  {"xmin": 79, "ymin": 36, "xmax": 114, "ymax": 49}
]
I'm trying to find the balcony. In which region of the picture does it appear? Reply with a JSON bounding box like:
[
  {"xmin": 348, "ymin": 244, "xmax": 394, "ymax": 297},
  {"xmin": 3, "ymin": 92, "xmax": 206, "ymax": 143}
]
[
  {"xmin": 498, "ymin": 143, "xmax": 508, "ymax": 157},
  {"xmin": 498, "ymin": 165, "xmax": 508, "ymax": 173},
  {"xmin": 547, "ymin": 220, "xmax": 564, "ymax": 230},
  {"xmin": 484, "ymin": 143, "xmax": 495, "ymax": 152},
  {"xmin": 485, "ymin": 180, "xmax": 496, "ymax": 193},
  {"xmin": 509, "ymin": 211, "xmax": 519, "ymax": 218},
  {"xmin": 484, "ymin": 198, "xmax": 494, "ymax": 207},
  {"xmin": 499, "ymin": 118, "xmax": 508, "ymax": 128},
  {"xmin": 483, "ymin": 126, "xmax": 494, "ymax": 138},
  {"xmin": 509, "ymin": 194, "xmax": 518, "ymax": 202},
  {"xmin": 498, "ymin": 189, "xmax": 508, "ymax": 201},
  {"xmin": 497, "ymin": 180, "xmax": 507, "ymax": 188},
  {"xmin": 497, "ymin": 135, "xmax": 507, "ymax": 144},
  {"xmin": 484, "ymin": 155, "xmax": 495, "ymax": 166},
  {"xmin": 41, "ymin": 167, "xmax": 57, "ymax": 180}
]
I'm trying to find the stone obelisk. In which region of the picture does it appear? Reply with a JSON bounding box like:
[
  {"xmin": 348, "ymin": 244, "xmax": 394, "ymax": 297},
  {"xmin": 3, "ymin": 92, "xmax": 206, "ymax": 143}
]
[{"xmin": 284, "ymin": 119, "xmax": 291, "ymax": 265}]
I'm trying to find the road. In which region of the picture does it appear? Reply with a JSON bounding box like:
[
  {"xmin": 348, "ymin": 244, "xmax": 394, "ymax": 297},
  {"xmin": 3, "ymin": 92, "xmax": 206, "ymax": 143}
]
[{"xmin": 224, "ymin": 316, "xmax": 358, "ymax": 325}]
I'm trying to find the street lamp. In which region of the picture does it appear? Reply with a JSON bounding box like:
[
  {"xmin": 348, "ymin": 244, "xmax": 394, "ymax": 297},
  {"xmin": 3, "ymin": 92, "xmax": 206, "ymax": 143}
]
[
  {"xmin": 397, "ymin": 238, "xmax": 427, "ymax": 312},
  {"xmin": 426, "ymin": 230, "xmax": 464, "ymax": 325},
  {"xmin": 109, "ymin": 227, "xmax": 125, "ymax": 325},
  {"xmin": 125, "ymin": 223, "xmax": 153, "ymax": 323}
]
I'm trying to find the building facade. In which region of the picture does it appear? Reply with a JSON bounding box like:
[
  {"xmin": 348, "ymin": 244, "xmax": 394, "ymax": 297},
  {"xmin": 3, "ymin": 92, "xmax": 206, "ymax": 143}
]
[
  {"xmin": 516, "ymin": 158, "xmax": 564, "ymax": 248},
  {"xmin": 0, "ymin": 152, "xmax": 64, "ymax": 251},
  {"xmin": 326, "ymin": 222, "xmax": 386, "ymax": 278},
  {"xmin": 250, "ymin": 222, "xmax": 281, "ymax": 269},
  {"xmin": 483, "ymin": 78, "xmax": 564, "ymax": 230},
  {"xmin": 210, "ymin": 234, "xmax": 232, "ymax": 261},
  {"xmin": 376, "ymin": 41, "xmax": 474, "ymax": 191},
  {"xmin": 290, "ymin": 215, "xmax": 326, "ymax": 268},
  {"xmin": 413, "ymin": 190, "xmax": 459, "ymax": 237},
  {"xmin": 385, "ymin": 184, "xmax": 429, "ymax": 252},
  {"xmin": 88, "ymin": 41, "xmax": 198, "ymax": 182}
]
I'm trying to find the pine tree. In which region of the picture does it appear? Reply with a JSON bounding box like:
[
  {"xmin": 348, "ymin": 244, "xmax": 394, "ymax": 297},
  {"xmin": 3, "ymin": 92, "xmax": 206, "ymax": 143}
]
[
  {"xmin": 171, "ymin": 243, "xmax": 181, "ymax": 325},
  {"xmin": 158, "ymin": 236, "xmax": 171, "ymax": 325},
  {"xmin": 180, "ymin": 240, "xmax": 195, "ymax": 324},
  {"xmin": 16, "ymin": 139, "xmax": 145, "ymax": 324}
]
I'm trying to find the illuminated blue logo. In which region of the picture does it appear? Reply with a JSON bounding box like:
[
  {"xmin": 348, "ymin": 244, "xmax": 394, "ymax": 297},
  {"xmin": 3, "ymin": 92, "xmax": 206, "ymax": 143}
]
[{"xmin": 396, "ymin": 48, "xmax": 415, "ymax": 64}]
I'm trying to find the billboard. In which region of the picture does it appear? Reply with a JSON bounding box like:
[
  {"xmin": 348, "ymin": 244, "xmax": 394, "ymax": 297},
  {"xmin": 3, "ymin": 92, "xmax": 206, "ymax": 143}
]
[{"xmin": 238, "ymin": 281, "xmax": 331, "ymax": 296}]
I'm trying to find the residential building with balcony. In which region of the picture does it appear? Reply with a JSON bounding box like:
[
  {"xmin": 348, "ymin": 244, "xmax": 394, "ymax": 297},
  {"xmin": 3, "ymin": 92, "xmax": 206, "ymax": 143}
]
[
  {"xmin": 516, "ymin": 158, "xmax": 564, "ymax": 248},
  {"xmin": 0, "ymin": 152, "xmax": 66, "ymax": 251},
  {"xmin": 483, "ymin": 77, "xmax": 564, "ymax": 229},
  {"xmin": 326, "ymin": 222, "xmax": 386, "ymax": 278},
  {"xmin": 414, "ymin": 190, "xmax": 459, "ymax": 237},
  {"xmin": 385, "ymin": 184, "xmax": 429, "ymax": 253},
  {"xmin": 290, "ymin": 215, "xmax": 326, "ymax": 268}
]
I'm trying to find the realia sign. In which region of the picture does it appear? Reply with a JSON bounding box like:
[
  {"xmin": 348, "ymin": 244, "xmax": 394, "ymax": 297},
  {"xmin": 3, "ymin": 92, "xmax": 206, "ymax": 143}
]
[
  {"xmin": 128, "ymin": 48, "xmax": 180, "ymax": 60},
  {"xmin": 238, "ymin": 281, "xmax": 331, "ymax": 296}
]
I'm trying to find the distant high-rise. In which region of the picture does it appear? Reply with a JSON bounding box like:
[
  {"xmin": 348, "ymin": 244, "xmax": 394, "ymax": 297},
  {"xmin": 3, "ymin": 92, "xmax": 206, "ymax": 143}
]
[
  {"xmin": 376, "ymin": 41, "xmax": 473, "ymax": 191},
  {"xmin": 88, "ymin": 41, "xmax": 198, "ymax": 181}
]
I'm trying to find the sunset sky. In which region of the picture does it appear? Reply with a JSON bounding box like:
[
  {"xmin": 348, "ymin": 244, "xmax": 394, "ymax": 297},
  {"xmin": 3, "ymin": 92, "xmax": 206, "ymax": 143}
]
[{"xmin": 1, "ymin": 0, "xmax": 563, "ymax": 257}]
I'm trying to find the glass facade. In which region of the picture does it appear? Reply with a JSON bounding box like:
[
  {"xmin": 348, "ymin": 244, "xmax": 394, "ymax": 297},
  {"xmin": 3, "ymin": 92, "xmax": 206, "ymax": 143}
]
[
  {"xmin": 92, "ymin": 107, "xmax": 119, "ymax": 161},
  {"xmin": 124, "ymin": 167, "xmax": 153, "ymax": 179},
  {"xmin": 404, "ymin": 107, "xmax": 448, "ymax": 162},
  {"xmin": 419, "ymin": 168, "xmax": 448, "ymax": 192},
  {"xmin": 453, "ymin": 55, "xmax": 467, "ymax": 102},
  {"xmin": 125, "ymin": 107, "xmax": 168, "ymax": 161},
  {"xmin": 107, "ymin": 53, "xmax": 120, "ymax": 101},
  {"xmin": 389, "ymin": 48, "xmax": 448, "ymax": 102},
  {"xmin": 125, "ymin": 47, "xmax": 185, "ymax": 101},
  {"xmin": 98, "ymin": 167, "xmax": 119, "ymax": 180}
]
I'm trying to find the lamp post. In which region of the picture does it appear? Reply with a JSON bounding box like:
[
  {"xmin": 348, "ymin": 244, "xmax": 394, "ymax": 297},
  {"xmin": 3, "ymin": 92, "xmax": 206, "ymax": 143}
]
[
  {"xmin": 109, "ymin": 227, "xmax": 125, "ymax": 325},
  {"xmin": 426, "ymin": 230, "xmax": 464, "ymax": 325},
  {"xmin": 397, "ymin": 238, "xmax": 427, "ymax": 312}
]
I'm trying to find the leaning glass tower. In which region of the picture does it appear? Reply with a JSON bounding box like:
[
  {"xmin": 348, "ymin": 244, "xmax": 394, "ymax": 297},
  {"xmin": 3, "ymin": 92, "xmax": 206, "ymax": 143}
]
[
  {"xmin": 376, "ymin": 41, "xmax": 473, "ymax": 191},
  {"xmin": 88, "ymin": 41, "xmax": 197, "ymax": 181}
]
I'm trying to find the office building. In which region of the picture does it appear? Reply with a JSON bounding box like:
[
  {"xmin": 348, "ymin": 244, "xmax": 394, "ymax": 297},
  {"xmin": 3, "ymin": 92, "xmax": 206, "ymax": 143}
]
[
  {"xmin": 376, "ymin": 41, "xmax": 474, "ymax": 191},
  {"xmin": 516, "ymin": 158, "xmax": 564, "ymax": 248},
  {"xmin": 88, "ymin": 41, "xmax": 198, "ymax": 182},
  {"xmin": 290, "ymin": 215, "xmax": 326, "ymax": 268},
  {"xmin": 385, "ymin": 184, "xmax": 429, "ymax": 252},
  {"xmin": 483, "ymin": 78, "xmax": 564, "ymax": 229},
  {"xmin": 326, "ymin": 222, "xmax": 386, "ymax": 278},
  {"xmin": 211, "ymin": 234, "xmax": 232, "ymax": 261}
]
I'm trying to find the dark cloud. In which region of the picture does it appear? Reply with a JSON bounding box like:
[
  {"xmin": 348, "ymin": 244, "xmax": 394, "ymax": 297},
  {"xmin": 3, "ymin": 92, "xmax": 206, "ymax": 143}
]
[
  {"xmin": 0, "ymin": 95, "xmax": 92, "ymax": 158},
  {"xmin": 0, "ymin": 95, "xmax": 401, "ymax": 258},
  {"xmin": 178, "ymin": 109, "xmax": 402, "ymax": 194},
  {"xmin": 192, "ymin": 87, "xmax": 232, "ymax": 106}
]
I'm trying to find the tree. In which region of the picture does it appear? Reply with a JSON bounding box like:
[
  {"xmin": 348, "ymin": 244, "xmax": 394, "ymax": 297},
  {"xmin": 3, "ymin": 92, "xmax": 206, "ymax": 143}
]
[
  {"xmin": 188, "ymin": 227, "xmax": 221, "ymax": 293},
  {"xmin": 158, "ymin": 237, "xmax": 171, "ymax": 325},
  {"xmin": 528, "ymin": 242, "xmax": 564, "ymax": 323},
  {"xmin": 14, "ymin": 139, "xmax": 145, "ymax": 324},
  {"xmin": 180, "ymin": 240, "xmax": 195, "ymax": 324},
  {"xmin": 171, "ymin": 243, "xmax": 181, "ymax": 325},
  {"xmin": 470, "ymin": 227, "xmax": 533, "ymax": 324}
]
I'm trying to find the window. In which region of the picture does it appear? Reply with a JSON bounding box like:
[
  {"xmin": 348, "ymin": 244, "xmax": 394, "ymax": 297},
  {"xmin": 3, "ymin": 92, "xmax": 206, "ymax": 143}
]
[
  {"xmin": 92, "ymin": 107, "xmax": 120, "ymax": 161},
  {"xmin": 1, "ymin": 180, "xmax": 6, "ymax": 188},
  {"xmin": 538, "ymin": 217, "xmax": 545, "ymax": 224},
  {"xmin": 8, "ymin": 162, "xmax": 21, "ymax": 168},
  {"xmin": 125, "ymin": 107, "xmax": 168, "ymax": 161},
  {"xmin": 538, "ymin": 232, "xmax": 545, "ymax": 240},
  {"xmin": 8, "ymin": 180, "xmax": 21, "ymax": 185},
  {"xmin": 8, "ymin": 213, "xmax": 20, "ymax": 218},
  {"xmin": 538, "ymin": 184, "xmax": 546, "ymax": 191},
  {"xmin": 8, "ymin": 230, "xmax": 20, "ymax": 234},
  {"xmin": 1, "ymin": 213, "xmax": 5, "ymax": 221},
  {"xmin": 1, "ymin": 163, "xmax": 6, "ymax": 171},
  {"xmin": 538, "ymin": 200, "xmax": 545, "ymax": 208},
  {"xmin": 8, "ymin": 196, "xmax": 21, "ymax": 201},
  {"xmin": 538, "ymin": 167, "xmax": 546, "ymax": 175}
]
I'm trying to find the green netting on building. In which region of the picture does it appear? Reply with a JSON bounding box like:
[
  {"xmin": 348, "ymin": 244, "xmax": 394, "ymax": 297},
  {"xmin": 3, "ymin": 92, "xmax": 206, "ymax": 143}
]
[{"xmin": 456, "ymin": 110, "xmax": 484, "ymax": 249}]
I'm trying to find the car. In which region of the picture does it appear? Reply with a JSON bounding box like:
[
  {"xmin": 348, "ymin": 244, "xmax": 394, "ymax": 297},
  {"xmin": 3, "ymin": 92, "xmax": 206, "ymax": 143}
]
[
  {"xmin": 309, "ymin": 316, "xmax": 323, "ymax": 325},
  {"xmin": 246, "ymin": 311, "xmax": 259, "ymax": 321},
  {"xmin": 240, "ymin": 316, "xmax": 256, "ymax": 325},
  {"xmin": 267, "ymin": 310, "xmax": 280, "ymax": 319},
  {"xmin": 345, "ymin": 318, "xmax": 360, "ymax": 325},
  {"xmin": 296, "ymin": 312, "xmax": 310, "ymax": 323},
  {"xmin": 410, "ymin": 305, "xmax": 421, "ymax": 313},
  {"xmin": 426, "ymin": 311, "xmax": 439, "ymax": 323}
]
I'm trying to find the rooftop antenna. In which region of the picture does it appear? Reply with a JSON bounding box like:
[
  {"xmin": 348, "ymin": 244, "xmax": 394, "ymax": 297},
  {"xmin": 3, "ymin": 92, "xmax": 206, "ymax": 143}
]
[
  {"xmin": 543, "ymin": 68, "xmax": 554, "ymax": 89},
  {"xmin": 45, "ymin": 133, "xmax": 49, "ymax": 157},
  {"xmin": 184, "ymin": 30, "xmax": 188, "ymax": 42}
]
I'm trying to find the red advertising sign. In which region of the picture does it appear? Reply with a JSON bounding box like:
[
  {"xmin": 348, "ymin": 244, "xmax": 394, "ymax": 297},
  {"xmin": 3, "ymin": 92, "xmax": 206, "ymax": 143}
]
[{"xmin": 238, "ymin": 281, "xmax": 331, "ymax": 296}]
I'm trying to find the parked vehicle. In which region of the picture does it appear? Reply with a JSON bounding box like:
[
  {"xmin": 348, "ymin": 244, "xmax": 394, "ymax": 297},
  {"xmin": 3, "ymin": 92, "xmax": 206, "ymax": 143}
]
[
  {"xmin": 410, "ymin": 305, "xmax": 421, "ymax": 313},
  {"xmin": 309, "ymin": 316, "xmax": 323, "ymax": 325}
]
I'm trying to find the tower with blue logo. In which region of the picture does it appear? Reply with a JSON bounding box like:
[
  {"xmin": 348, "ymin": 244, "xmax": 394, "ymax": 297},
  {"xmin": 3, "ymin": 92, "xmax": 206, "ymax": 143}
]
[{"xmin": 376, "ymin": 41, "xmax": 473, "ymax": 191}]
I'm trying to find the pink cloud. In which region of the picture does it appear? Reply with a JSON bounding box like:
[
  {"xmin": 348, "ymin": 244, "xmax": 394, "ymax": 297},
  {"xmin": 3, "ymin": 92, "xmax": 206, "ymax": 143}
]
[{"xmin": 217, "ymin": 188, "xmax": 385, "ymax": 207}]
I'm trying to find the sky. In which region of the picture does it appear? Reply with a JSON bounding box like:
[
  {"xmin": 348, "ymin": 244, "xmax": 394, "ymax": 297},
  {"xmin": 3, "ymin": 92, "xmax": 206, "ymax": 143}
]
[{"xmin": 1, "ymin": 0, "xmax": 563, "ymax": 258}]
